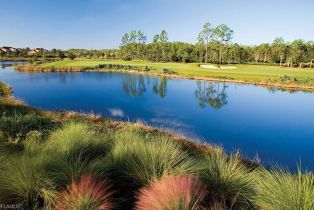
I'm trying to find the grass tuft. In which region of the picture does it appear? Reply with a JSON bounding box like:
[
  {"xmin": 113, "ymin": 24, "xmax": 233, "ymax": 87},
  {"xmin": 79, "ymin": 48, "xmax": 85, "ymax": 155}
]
[
  {"xmin": 256, "ymin": 167, "xmax": 314, "ymax": 210},
  {"xmin": 0, "ymin": 154, "xmax": 56, "ymax": 209},
  {"xmin": 56, "ymin": 175, "xmax": 114, "ymax": 210},
  {"xmin": 200, "ymin": 150, "xmax": 257, "ymax": 209},
  {"xmin": 109, "ymin": 130, "xmax": 199, "ymax": 187},
  {"xmin": 44, "ymin": 122, "xmax": 113, "ymax": 187},
  {"xmin": 136, "ymin": 175, "xmax": 207, "ymax": 210}
]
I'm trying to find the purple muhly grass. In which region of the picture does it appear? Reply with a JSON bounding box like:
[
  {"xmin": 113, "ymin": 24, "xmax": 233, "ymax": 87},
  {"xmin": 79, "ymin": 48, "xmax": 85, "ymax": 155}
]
[
  {"xmin": 56, "ymin": 175, "xmax": 114, "ymax": 210},
  {"xmin": 136, "ymin": 175, "xmax": 207, "ymax": 210}
]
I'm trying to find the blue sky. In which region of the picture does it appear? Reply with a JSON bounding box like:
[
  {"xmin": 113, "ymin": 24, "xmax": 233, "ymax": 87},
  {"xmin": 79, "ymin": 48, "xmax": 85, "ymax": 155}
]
[{"xmin": 1, "ymin": 0, "xmax": 313, "ymax": 49}]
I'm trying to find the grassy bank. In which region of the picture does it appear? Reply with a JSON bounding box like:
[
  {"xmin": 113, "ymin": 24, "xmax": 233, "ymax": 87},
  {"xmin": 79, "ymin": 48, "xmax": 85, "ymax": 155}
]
[
  {"xmin": 0, "ymin": 81, "xmax": 313, "ymax": 209},
  {"xmin": 14, "ymin": 58, "xmax": 314, "ymax": 91}
]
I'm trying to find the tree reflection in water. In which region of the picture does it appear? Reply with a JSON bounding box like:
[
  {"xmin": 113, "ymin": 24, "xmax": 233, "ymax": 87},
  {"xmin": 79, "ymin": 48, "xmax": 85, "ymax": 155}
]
[
  {"xmin": 194, "ymin": 81, "xmax": 228, "ymax": 109},
  {"xmin": 122, "ymin": 74, "xmax": 147, "ymax": 97},
  {"xmin": 122, "ymin": 74, "xmax": 168, "ymax": 98},
  {"xmin": 1, "ymin": 63, "xmax": 13, "ymax": 69},
  {"xmin": 152, "ymin": 78, "xmax": 167, "ymax": 98}
]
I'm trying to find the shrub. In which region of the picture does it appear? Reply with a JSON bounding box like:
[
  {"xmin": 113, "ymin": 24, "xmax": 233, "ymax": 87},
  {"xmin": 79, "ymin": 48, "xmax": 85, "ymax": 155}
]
[
  {"xmin": 109, "ymin": 130, "xmax": 198, "ymax": 187},
  {"xmin": 56, "ymin": 175, "xmax": 114, "ymax": 210},
  {"xmin": 0, "ymin": 112, "xmax": 57, "ymax": 141},
  {"xmin": 136, "ymin": 175, "xmax": 207, "ymax": 210},
  {"xmin": 44, "ymin": 122, "xmax": 112, "ymax": 187},
  {"xmin": 199, "ymin": 151, "xmax": 257, "ymax": 209},
  {"xmin": 256, "ymin": 167, "xmax": 314, "ymax": 210},
  {"xmin": 123, "ymin": 55, "xmax": 132, "ymax": 61},
  {"xmin": 25, "ymin": 130, "xmax": 42, "ymax": 142},
  {"xmin": 67, "ymin": 53, "xmax": 76, "ymax": 60}
]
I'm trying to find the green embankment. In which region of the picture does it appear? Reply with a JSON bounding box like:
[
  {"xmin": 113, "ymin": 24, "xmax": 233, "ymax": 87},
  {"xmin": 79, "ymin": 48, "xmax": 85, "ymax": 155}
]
[{"xmin": 16, "ymin": 58, "xmax": 314, "ymax": 90}]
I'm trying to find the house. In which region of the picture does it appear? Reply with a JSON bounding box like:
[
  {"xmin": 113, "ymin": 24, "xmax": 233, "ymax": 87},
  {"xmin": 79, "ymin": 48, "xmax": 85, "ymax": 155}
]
[
  {"xmin": 28, "ymin": 48, "xmax": 48, "ymax": 55},
  {"xmin": 0, "ymin": 46, "xmax": 17, "ymax": 52}
]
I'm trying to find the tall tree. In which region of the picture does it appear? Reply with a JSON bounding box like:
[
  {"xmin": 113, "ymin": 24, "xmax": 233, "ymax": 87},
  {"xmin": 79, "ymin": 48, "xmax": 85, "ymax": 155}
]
[
  {"xmin": 129, "ymin": 30, "xmax": 137, "ymax": 43},
  {"xmin": 153, "ymin": 34, "xmax": 160, "ymax": 43},
  {"xmin": 198, "ymin": 23, "xmax": 213, "ymax": 63},
  {"xmin": 137, "ymin": 31, "xmax": 147, "ymax": 44},
  {"xmin": 159, "ymin": 30, "xmax": 168, "ymax": 42},
  {"xmin": 271, "ymin": 37, "xmax": 287, "ymax": 66},
  {"xmin": 289, "ymin": 39, "xmax": 307, "ymax": 67},
  {"xmin": 121, "ymin": 33, "xmax": 130, "ymax": 46},
  {"xmin": 213, "ymin": 24, "xmax": 234, "ymax": 67}
]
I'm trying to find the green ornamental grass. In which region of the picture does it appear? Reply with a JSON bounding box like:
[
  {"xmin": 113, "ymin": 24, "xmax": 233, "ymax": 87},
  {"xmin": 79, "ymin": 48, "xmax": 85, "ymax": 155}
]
[
  {"xmin": 0, "ymin": 154, "xmax": 56, "ymax": 209},
  {"xmin": 256, "ymin": 167, "xmax": 314, "ymax": 210},
  {"xmin": 109, "ymin": 130, "xmax": 199, "ymax": 186},
  {"xmin": 200, "ymin": 150, "xmax": 257, "ymax": 209},
  {"xmin": 43, "ymin": 122, "xmax": 113, "ymax": 187}
]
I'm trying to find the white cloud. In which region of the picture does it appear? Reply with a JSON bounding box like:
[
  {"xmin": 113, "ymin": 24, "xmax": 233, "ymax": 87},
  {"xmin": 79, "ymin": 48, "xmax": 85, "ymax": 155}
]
[{"xmin": 108, "ymin": 108, "xmax": 124, "ymax": 117}]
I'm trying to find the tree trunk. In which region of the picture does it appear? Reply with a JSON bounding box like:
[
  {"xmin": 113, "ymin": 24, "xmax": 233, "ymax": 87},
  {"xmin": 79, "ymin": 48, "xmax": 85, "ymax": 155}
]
[
  {"xmin": 218, "ymin": 46, "xmax": 222, "ymax": 68},
  {"xmin": 310, "ymin": 59, "xmax": 313, "ymax": 68},
  {"xmin": 280, "ymin": 57, "xmax": 283, "ymax": 67},
  {"xmin": 205, "ymin": 42, "xmax": 208, "ymax": 63}
]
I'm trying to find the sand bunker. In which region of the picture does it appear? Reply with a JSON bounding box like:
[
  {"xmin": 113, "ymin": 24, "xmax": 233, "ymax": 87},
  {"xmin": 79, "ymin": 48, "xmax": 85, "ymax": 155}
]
[{"xmin": 200, "ymin": 64, "xmax": 237, "ymax": 69}]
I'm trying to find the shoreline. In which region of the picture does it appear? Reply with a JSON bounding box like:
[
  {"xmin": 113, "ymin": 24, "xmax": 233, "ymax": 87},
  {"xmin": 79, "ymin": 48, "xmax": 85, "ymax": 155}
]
[
  {"xmin": 0, "ymin": 80, "xmax": 259, "ymax": 168},
  {"xmin": 14, "ymin": 64, "xmax": 314, "ymax": 92}
]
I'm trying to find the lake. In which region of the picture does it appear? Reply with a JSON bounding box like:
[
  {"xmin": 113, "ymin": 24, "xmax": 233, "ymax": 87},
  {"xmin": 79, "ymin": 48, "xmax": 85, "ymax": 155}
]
[{"xmin": 1, "ymin": 61, "xmax": 314, "ymax": 171}]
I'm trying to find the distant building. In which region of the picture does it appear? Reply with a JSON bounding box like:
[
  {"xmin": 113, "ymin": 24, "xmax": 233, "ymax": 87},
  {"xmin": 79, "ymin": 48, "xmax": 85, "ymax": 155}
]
[
  {"xmin": 28, "ymin": 48, "xmax": 48, "ymax": 55},
  {"xmin": 0, "ymin": 46, "xmax": 17, "ymax": 52}
]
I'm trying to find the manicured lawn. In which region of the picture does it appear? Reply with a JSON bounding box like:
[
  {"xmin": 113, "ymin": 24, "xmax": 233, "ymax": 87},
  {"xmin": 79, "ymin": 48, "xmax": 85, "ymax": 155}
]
[{"xmin": 40, "ymin": 59, "xmax": 314, "ymax": 84}]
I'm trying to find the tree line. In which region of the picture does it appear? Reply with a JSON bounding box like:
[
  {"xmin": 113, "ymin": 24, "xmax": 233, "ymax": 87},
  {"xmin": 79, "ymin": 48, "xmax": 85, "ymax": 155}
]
[
  {"xmin": 119, "ymin": 23, "xmax": 314, "ymax": 68},
  {"xmin": 1, "ymin": 22, "xmax": 313, "ymax": 68}
]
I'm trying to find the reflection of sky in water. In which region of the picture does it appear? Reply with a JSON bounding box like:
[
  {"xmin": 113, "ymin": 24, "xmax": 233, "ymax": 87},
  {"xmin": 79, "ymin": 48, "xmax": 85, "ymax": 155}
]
[{"xmin": 1, "ymin": 61, "xmax": 314, "ymax": 171}]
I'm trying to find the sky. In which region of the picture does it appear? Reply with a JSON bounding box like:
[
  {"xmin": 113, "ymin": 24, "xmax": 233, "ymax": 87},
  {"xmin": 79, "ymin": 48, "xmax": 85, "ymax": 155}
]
[{"xmin": 0, "ymin": 0, "xmax": 313, "ymax": 49}]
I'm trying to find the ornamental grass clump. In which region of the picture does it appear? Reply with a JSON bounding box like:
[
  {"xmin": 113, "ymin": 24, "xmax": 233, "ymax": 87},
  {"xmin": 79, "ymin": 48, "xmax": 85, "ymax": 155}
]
[
  {"xmin": 44, "ymin": 122, "xmax": 113, "ymax": 187},
  {"xmin": 0, "ymin": 153, "xmax": 56, "ymax": 209},
  {"xmin": 56, "ymin": 175, "xmax": 114, "ymax": 210},
  {"xmin": 109, "ymin": 130, "xmax": 199, "ymax": 187},
  {"xmin": 136, "ymin": 175, "xmax": 207, "ymax": 210},
  {"xmin": 199, "ymin": 150, "xmax": 257, "ymax": 209},
  {"xmin": 256, "ymin": 167, "xmax": 314, "ymax": 210}
]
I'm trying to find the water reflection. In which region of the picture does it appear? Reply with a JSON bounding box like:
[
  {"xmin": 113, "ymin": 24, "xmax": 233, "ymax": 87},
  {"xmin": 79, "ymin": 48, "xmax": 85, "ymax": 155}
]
[
  {"xmin": 122, "ymin": 74, "xmax": 147, "ymax": 97},
  {"xmin": 152, "ymin": 78, "xmax": 167, "ymax": 98},
  {"xmin": 1, "ymin": 61, "xmax": 26, "ymax": 69},
  {"xmin": 2, "ymin": 61, "xmax": 314, "ymax": 171},
  {"xmin": 1, "ymin": 63, "xmax": 11, "ymax": 69},
  {"xmin": 121, "ymin": 74, "xmax": 168, "ymax": 98},
  {"xmin": 194, "ymin": 81, "xmax": 228, "ymax": 109}
]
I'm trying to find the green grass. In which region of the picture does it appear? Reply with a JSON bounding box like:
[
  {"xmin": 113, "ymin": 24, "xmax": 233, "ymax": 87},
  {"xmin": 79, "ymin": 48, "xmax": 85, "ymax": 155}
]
[
  {"xmin": 36, "ymin": 58, "xmax": 314, "ymax": 88},
  {"xmin": 199, "ymin": 150, "xmax": 258, "ymax": 209},
  {"xmin": 109, "ymin": 129, "xmax": 199, "ymax": 186},
  {"xmin": 256, "ymin": 167, "xmax": 314, "ymax": 210},
  {"xmin": 43, "ymin": 122, "xmax": 113, "ymax": 187},
  {"xmin": 0, "ymin": 145, "xmax": 56, "ymax": 209}
]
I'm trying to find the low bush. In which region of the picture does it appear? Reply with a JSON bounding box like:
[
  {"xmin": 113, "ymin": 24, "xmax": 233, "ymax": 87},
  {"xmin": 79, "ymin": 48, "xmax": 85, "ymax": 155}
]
[{"xmin": 0, "ymin": 112, "xmax": 57, "ymax": 141}]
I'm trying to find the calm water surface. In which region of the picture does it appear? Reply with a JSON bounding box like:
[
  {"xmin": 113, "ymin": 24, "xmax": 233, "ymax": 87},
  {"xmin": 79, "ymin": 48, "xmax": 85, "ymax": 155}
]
[{"xmin": 1, "ymin": 61, "xmax": 314, "ymax": 171}]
